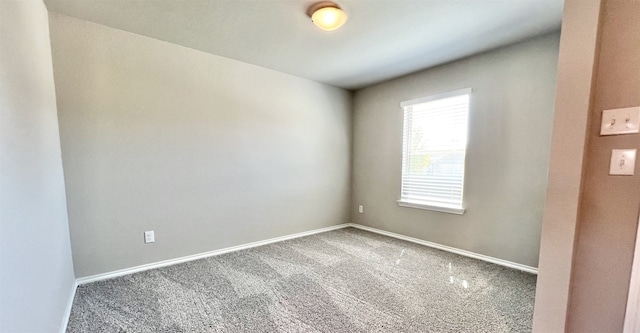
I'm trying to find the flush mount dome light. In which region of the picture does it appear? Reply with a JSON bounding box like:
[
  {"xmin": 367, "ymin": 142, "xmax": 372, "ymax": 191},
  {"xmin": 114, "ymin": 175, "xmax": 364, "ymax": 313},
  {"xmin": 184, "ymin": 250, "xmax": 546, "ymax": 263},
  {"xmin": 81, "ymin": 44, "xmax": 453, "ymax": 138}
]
[{"xmin": 308, "ymin": 2, "xmax": 348, "ymax": 31}]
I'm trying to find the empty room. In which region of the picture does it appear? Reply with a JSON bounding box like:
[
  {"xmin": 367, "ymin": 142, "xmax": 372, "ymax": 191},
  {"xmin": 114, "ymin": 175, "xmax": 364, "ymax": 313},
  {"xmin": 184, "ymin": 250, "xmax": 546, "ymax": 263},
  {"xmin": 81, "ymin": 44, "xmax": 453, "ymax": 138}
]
[{"xmin": 1, "ymin": 0, "xmax": 639, "ymax": 332}]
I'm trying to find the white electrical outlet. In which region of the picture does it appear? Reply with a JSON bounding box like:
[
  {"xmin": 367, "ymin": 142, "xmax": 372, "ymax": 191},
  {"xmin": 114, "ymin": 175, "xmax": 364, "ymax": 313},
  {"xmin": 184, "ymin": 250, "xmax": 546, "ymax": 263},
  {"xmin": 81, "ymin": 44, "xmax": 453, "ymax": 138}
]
[
  {"xmin": 358, "ymin": 205, "xmax": 364, "ymax": 213},
  {"xmin": 144, "ymin": 231, "xmax": 155, "ymax": 243},
  {"xmin": 600, "ymin": 107, "xmax": 640, "ymax": 135},
  {"xmin": 609, "ymin": 149, "xmax": 636, "ymax": 175}
]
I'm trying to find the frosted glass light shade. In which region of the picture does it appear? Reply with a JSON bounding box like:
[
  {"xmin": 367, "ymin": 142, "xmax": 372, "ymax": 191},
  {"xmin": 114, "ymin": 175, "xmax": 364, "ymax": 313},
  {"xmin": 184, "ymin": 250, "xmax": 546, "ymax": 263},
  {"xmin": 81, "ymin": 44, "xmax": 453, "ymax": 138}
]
[{"xmin": 311, "ymin": 6, "xmax": 348, "ymax": 31}]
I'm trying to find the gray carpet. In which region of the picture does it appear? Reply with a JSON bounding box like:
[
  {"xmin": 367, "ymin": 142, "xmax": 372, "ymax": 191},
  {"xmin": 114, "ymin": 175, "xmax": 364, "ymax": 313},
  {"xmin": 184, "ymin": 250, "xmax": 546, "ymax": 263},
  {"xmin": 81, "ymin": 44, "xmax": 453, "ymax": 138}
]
[{"xmin": 66, "ymin": 227, "xmax": 536, "ymax": 332}]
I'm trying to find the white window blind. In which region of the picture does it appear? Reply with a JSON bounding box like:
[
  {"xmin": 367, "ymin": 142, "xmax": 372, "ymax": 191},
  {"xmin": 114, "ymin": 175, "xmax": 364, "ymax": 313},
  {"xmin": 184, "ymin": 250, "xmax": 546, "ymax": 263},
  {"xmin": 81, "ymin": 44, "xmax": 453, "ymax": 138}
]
[{"xmin": 398, "ymin": 89, "xmax": 470, "ymax": 214}]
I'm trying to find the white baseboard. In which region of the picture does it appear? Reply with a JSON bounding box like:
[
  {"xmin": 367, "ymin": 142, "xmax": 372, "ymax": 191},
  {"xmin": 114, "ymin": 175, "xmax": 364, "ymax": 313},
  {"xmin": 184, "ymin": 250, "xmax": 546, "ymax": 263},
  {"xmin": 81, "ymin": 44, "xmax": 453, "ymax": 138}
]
[
  {"xmin": 59, "ymin": 280, "xmax": 77, "ymax": 333},
  {"xmin": 345, "ymin": 223, "xmax": 538, "ymax": 274},
  {"xmin": 76, "ymin": 222, "xmax": 537, "ymax": 287},
  {"xmin": 66, "ymin": 221, "xmax": 536, "ymax": 330},
  {"xmin": 76, "ymin": 223, "xmax": 351, "ymax": 285}
]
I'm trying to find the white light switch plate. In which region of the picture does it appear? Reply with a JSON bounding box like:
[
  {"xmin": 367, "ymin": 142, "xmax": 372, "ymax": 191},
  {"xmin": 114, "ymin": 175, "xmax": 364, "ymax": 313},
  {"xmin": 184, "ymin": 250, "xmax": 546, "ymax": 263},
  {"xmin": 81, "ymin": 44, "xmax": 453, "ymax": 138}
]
[
  {"xmin": 600, "ymin": 107, "xmax": 640, "ymax": 135},
  {"xmin": 144, "ymin": 230, "xmax": 155, "ymax": 243},
  {"xmin": 609, "ymin": 149, "xmax": 636, "ymax": 175}
]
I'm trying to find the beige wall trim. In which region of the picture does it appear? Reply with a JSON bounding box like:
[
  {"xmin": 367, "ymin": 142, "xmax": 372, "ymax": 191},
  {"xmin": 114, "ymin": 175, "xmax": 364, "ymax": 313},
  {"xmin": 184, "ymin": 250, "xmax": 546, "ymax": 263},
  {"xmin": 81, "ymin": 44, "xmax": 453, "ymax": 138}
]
[
  {"xmin": 623, "ymin": 214, "xmax": 640, "ymax": 333},
  {"xmin": 531, "ymin": 0, "xmax": 603, "ymax": 331},
  {"xmin": 563, "ymin": 0, "xmax": 640, "ymax": 330}
]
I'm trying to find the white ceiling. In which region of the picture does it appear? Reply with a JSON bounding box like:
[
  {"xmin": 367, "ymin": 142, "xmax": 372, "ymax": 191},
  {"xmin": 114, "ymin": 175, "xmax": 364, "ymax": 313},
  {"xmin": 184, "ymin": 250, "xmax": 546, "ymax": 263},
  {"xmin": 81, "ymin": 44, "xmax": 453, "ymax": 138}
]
[{"xmin": 43, "ymin": 0, "xmax": 563, "ymax": 90}]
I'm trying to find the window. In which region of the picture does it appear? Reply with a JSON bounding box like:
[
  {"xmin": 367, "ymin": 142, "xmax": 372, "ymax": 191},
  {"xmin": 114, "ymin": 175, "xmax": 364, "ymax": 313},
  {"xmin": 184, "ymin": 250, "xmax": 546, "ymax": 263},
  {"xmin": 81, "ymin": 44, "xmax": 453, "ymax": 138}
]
[{"xmin": 397, "ymin": 88, "xmax": 470, "ymax": 215}]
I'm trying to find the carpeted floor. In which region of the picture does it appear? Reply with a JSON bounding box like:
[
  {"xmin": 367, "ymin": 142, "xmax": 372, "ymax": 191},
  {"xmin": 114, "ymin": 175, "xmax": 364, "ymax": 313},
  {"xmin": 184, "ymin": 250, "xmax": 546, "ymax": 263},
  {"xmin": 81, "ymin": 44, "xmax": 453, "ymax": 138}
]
[{"xmin": 66, "ymin": 227, "xmax": 536, "ymax": 332}]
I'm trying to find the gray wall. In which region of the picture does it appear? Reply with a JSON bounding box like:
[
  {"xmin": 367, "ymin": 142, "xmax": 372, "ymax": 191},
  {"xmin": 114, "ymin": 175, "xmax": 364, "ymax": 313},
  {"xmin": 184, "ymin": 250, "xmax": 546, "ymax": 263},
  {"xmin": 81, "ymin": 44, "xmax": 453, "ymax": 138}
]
[
  {"xmin": 48, "ymin": 13, "xmax": 353, "ymax": 278},
  {"xmin": 0, "ymin": 1, "xmax": 76, "ymax": 332},
  {"xmin": 351, "ymin": 33, "xmax": 560, "ymax": 268}
]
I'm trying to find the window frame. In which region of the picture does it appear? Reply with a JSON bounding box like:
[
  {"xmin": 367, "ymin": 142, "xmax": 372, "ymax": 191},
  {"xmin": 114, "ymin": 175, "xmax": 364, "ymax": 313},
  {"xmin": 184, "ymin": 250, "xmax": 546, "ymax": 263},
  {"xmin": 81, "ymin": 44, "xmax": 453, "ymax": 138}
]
[{"xmin": 396, "ymin": 88, "xmax": 471, "ymax": 215}]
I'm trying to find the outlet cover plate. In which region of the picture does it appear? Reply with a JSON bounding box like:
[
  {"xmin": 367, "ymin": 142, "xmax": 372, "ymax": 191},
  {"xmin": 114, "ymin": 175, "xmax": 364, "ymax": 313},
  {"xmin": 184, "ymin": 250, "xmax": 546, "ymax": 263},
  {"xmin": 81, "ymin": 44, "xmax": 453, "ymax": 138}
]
[{"xmin": 144, "ymin": 231, "xmax": 155, "ymax": 243}]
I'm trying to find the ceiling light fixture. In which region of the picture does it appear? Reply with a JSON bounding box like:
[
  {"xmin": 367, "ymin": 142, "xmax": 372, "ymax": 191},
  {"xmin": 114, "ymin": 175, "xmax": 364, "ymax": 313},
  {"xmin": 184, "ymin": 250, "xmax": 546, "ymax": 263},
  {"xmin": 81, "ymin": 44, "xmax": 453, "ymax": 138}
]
[{"xmin": 308, "ymin": 2, "xmax": 348, "ymax": 32}]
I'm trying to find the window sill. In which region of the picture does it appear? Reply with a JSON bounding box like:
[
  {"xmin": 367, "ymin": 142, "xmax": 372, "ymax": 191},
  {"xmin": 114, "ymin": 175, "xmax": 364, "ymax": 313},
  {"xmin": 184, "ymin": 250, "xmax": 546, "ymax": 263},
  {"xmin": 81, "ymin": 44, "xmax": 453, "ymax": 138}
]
[{"xmin": 397, "ymin": 200, "xmax": 466, "ymax": 215}]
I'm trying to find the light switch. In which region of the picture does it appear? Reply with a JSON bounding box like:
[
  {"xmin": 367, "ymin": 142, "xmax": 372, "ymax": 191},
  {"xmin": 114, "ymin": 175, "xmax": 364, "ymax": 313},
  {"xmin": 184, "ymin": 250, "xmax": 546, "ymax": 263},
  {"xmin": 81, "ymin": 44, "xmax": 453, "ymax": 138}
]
[
  {"xmin": 609, "ymin": 149, "xmax": 636, "ymax": 175},
  {"xmin": 600, "ymin": 107, "xmax": 640, "ymax": 135}
]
